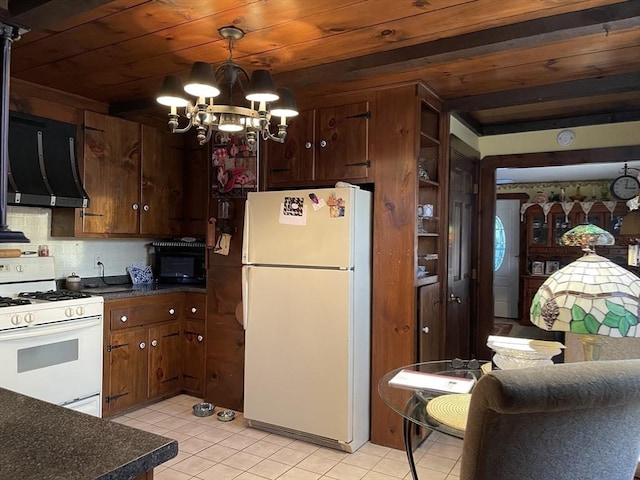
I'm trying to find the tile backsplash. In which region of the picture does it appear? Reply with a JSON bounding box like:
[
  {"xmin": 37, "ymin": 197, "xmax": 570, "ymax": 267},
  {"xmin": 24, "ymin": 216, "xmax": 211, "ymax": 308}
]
[{"xmin": 5, "ymin": 206, "xmax": 151, "ymax": 279}]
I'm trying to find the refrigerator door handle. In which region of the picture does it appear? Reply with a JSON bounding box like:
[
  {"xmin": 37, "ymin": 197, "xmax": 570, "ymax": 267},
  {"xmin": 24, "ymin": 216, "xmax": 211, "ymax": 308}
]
[
  {"xmin": 241, "ymin": 199, "xmax": 250, "ymax": 264},
  {"xmin": 242, "ymin": 265, "xmax": 250, "ymax": 330}
]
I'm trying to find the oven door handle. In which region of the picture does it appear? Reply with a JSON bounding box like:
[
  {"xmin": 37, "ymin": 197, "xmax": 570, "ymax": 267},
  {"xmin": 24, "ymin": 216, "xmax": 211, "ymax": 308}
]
[{"xmin": 0, "ymin": 317, "xmax": 102, "ymax": 341}]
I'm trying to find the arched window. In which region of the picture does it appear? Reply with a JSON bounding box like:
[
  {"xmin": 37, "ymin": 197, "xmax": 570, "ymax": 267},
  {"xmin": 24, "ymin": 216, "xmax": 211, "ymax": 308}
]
[{"xmin": 495, "ymin": 215, "xmax": 506, "ymax": 271}]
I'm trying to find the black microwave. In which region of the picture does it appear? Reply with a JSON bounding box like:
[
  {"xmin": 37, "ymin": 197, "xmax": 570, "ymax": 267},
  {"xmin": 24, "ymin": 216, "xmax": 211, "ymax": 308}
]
[{"xmin": 149, "ymin": 240, "xmax": 206, "ymax": 285}]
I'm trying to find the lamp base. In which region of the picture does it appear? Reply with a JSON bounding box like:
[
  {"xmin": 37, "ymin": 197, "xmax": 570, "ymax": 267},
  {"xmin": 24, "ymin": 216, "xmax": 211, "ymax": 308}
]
[{"xmin": 580, "ymin": 334, "xmax": 608, "ymax": 361}]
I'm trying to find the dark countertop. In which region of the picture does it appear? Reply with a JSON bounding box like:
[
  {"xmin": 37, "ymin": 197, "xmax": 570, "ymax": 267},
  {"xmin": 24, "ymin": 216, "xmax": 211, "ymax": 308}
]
[
  {"xmin": 0, "ymin": 388, "xmax": 178, "ymax": 480},
  {"xmin": 80, "ymin": 282, "xmax": 206, "ymax": 301}
]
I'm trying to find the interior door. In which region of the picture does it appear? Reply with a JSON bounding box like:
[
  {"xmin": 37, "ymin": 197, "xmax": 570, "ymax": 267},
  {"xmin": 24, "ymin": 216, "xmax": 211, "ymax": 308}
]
[
  {"xmin": 494, "ymin": 199, "xmax": 520, "ymax": 318},
  {"xmin": 446, "ymin": 145, "xmax": 478, "ymax": 359}
]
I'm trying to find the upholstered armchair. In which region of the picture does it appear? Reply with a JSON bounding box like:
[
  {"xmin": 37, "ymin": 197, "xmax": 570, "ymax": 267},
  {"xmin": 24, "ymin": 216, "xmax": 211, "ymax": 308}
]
[{"xmin": 460, "ymin": 360, "xmax": 640, "ymax": 480}]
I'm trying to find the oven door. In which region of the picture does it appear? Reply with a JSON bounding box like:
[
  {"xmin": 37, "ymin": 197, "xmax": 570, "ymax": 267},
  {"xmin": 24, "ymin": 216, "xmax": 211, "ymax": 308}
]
[{"xmin": 0, "ymin": 316, "xmax": 103, "ymax": 416}]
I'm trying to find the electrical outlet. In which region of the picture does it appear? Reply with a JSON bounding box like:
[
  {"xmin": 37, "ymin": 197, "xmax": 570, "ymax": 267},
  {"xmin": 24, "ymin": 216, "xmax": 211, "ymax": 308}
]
[{"xmin": 94, "ymin": 255, "xmax": 102, "ymax": 269}]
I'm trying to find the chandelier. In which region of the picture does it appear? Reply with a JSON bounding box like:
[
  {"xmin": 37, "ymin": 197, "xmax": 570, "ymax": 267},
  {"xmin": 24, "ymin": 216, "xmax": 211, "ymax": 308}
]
[{"xmin": 156, "ymin": 26, "xmax": 298, "ymax": 149}]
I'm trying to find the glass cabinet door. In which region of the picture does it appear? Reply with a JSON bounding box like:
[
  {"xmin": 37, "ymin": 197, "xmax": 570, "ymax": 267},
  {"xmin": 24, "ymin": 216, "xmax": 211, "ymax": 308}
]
[
  {"xmin": 552, "ymin": 214, "xmax": 572, "ymax": 245},
  {"xmin": 530, "ymin": 215, "xmax": 548, "ymax": 245}
]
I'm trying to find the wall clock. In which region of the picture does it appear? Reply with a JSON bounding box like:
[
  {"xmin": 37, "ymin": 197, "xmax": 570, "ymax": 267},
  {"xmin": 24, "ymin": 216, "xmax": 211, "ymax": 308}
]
[
  {"xmin": 610, "ymin": 174, "xmax": 640, "ymax": 200},
  {"xmin": 556, "ymin": 129, "xmax": 575, "ymax": 147}
]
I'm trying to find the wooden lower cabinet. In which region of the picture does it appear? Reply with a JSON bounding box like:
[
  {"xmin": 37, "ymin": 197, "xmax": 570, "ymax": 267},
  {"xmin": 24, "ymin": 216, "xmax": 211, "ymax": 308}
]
[
  {"xmin": 103, "ymin": 293, "xmax": 206, "ymax": 417},
  {"xmin": 183, "ymin": 293, "xmax": 207, "ymax": 397}
]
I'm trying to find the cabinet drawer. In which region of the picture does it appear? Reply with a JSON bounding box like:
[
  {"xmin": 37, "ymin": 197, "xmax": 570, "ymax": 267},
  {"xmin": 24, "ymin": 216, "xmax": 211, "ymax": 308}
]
[
  {"xmin": 184, "ymin": 295, "xmax": 206, "ymax": 320},
  {"xmin": 110, "ymin": 300, "xmax": 181, "ymax": 330}
]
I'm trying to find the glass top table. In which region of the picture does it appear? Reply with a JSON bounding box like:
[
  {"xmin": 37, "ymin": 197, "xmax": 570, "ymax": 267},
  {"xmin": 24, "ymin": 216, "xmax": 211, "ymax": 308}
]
[{"xmin": 378, "ymin": 360, "xmax": 490, "ymax": 480}]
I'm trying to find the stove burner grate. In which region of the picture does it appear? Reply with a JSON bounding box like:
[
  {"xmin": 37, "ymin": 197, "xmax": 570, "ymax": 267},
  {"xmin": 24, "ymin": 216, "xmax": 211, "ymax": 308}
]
[
  {"xmin": 18, "ymin": 290, "xmax": 92, "ymax": 301},
  {"xmin": 0, "ymin": 296, "xmax": 32, "ymax": 307}
]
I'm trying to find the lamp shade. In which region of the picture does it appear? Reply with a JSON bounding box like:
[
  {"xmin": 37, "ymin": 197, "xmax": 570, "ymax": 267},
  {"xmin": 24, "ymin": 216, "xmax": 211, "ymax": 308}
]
[
  {"xmin": 530, "ymin": 252, "xmax": 640, "ymax": 338},
  {"xmin": 156, "ymin": 75, "xmax": 189, "ymax": 107},
  {"xmin": 184, "ymin": 62, "xmax": 220, "ymax": 98},
  {"xmin": 560, "ymin": 224, "xmax": 614, "ymax": 247},
  {"xmin": 245, "ymin": 70, "xmax": 279, "ymax": 102},
  {"xmin": 270, "ymin": 87, "xmax": 298, "ymax": 118}
]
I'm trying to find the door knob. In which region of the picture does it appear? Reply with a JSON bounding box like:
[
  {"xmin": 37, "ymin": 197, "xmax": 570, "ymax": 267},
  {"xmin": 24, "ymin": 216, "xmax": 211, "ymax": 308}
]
[{"xmin": 449, "ymin": 294, "xmax": 461, "ymax": 304}]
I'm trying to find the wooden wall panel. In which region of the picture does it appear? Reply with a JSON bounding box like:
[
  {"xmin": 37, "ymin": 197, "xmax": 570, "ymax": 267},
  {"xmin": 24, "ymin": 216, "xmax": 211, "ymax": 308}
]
[{"xmin": 370, "ymin": 85, "xmax": 419, "ymax": 449}]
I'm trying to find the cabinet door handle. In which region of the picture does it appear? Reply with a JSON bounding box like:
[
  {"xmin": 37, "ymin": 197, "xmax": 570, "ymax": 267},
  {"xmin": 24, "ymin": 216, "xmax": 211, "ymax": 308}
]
[
  {"xmin": 304, "ymin": 142, "xmax": 312, "ymax": 149},
  {"xmin": 169, "ymin": 308, "xmax": 175, "ymax": 315},
  {"xmin": 139, "ymin": 342, "xmax": 146, "ymax": 349},
  {"xmin": 132, "ymin": 203, "xmax": 139, "ymax": 210},
  {"xmin": 197, "ymin": 335, "xmax": 204, "ymax": 342},
  {"xmin": 422, "ymin": 326, "xmax": 430, "ymax": 334},
  {"xmin": 151, "ymin": 339, "xmax": 158, "ymax": 347},
  {"xmin": 319, "ymin": 140, "xmax": 327, "ymax": 148},
  {"xmin": 191, "ymin": 307, "xmax": 197, "ymax": 314},
  {"xmin": 143, "ymin": 204, "xmax": 150, "ymax": 212},
  {"xmin": 120, "ymin": 315, "xmax": 127, "ymax": 322},
  {"xmin": 449, "ymin": 294, "xmax": 461, "ymax": 304}
]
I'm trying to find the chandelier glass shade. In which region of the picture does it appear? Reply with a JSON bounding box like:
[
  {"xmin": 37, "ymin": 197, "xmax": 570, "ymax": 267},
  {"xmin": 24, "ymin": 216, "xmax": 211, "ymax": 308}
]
[{"xmin": 156, "ymin": 26, "xmax": 298, "ymax": 148}]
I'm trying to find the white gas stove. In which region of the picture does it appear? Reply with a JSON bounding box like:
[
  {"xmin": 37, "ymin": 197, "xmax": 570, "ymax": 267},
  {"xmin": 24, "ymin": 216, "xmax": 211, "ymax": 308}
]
[{"xmin": 0, "ymin": 256, "xmax": 104, "ymax": 417}]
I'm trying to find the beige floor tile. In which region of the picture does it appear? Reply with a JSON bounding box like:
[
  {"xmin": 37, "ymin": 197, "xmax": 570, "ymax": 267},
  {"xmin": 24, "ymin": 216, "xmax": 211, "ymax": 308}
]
[
  {"xmin": 296, "ymin": 454, "xmax": 340, "ymax": 475},
  {"xmin": 154, "ymin": 467, "xmax": 194, "ymax": 480},
  {"xmin": 312, "ymin": 447, "xmax": 350, "ymax": 461},
  {"xmin": 196, "ymin": 462, "xmax": 244, "ymax": 480},
  {"xmin": 172, "ymin": 455, "xmax": 217, "ymax": 476},
  {"xmin": 222, "ymin": 451, "xmax": 265, "ymax": 470},
  {"xmin": 340, "ymin": 452, "xmax": 382, "ymax": 470},
  {"xmin": 370, "ymin": 458, "xmax": 410, "ymax": 479},
  {"xmin": 173, "ymin": 421, "xmax": 214, "ymax": 437},
  {"xmin": 247, "ymin": 458, "xmax": 292, "ymax": 479},
  {"xmin": 235, "ymin": 472, "xmax": 268, "ymax": 480},
  {"xmin": 287, "ymin": 440, "xmax": 321, "ymax": 454},
  {"xmin": 269, "ymin": 446, "xmax": 312, "ymax": 466},
  {"xmin": 136, "ymin": 410, "xmax": 173, "ymax": 424},
  {"xmin": 219, "ymin": 433, "xmax": 260, "ymax": 450},
  {"xmin": 196, "ymin": 427, "xmax": 234, "ymax": 443},
  {"xmin": 277, "ymin": 466, "xmax": 322, "ymax": 480},
  {"xmin": 157, "ymin": 416, "xmax": 194, "ymax": 431},
  {"xmin": 242, "ymin": 439, "xmax": 285, "ymax": 458},
  {"xmin": 415, "ymin": 453, "xmax": 456, "ymax": 475},
  {"xmin": 382, "ymin": 448, "xmax": 409, "ymax": 463},
  {"xmin": 261, "ymin": 432, "xmax": 296, "ymax": 447},
  {"xmin": 412, "ymin": 465, "xmax": 448, "ymax": 480},
  {"xmin": 361, "ymin": 471, "xmax": 400, "ymax": 480},
  {"xmin": 195, "ymin": 444, "xmax": 238, "ymax": 463},
  {"xmin": 356, "ymin": 443, "xmax": 392, "ymax": 458},
  {"xmin": 426, "ymin": 443, "xmax": 462, "ymax": 461},
  {"xmin": 325, "ymin": 462, "xmax": 369, "ymax": 480},
  {"xmin": 179, "ymin": 437, "xmax": 216, "ymax": 455},
  {"xmin": 164, "ymin": 430, "xmax": 193, "ymax": 443}
]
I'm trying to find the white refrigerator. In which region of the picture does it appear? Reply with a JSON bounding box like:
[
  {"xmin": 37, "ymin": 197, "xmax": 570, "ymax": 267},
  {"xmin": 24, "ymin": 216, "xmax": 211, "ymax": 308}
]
[{"xmin": 242, "ymin": 187, "xmax": 371, "ymax": 452}]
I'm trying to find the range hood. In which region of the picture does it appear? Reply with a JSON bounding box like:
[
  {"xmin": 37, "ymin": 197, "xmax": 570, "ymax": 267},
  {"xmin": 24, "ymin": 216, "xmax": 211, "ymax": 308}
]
[{"xmin": 7, "ymin": 110, "xmax": 89, "ymax": 208}]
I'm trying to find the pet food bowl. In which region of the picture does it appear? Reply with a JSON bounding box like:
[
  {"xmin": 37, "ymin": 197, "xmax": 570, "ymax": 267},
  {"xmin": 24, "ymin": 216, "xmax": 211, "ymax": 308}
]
[
  {"xmin": 192, "ymin": 402, "xmax": 215, "ymax": 417},
  {"xmin": 217, "ymin": 410, "xmax": 235, "ymax": 422}
]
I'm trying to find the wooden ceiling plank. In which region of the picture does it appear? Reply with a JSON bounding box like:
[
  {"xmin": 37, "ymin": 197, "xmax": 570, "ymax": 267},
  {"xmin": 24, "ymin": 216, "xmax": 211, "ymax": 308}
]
[
  {"xmin": 445, "ymin": 72, "xmax": 640, "ymax": 113},
  {"xmin": 275, "ymin": 1, "xmax": 640, "ymax": 86},
  {"xmin": 12, "ymin": 0, "xmax": 627, "ymax": 98},
  {"xmin": 11, "ymin": 0, "xmax": 469, "ymax": 82},
  {"xmin": 11, "ymin": 0, "xmax": 261, "ymax": 72}
]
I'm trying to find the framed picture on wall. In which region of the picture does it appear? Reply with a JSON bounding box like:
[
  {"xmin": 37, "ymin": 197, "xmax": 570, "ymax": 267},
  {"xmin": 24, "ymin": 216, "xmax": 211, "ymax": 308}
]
[
  {"xmin": 532, "ymin": 261, "xmax": 545, "ymax": 275},
  {"xmin": 545, "ymin": 261, "xmax": 560, "ymax": 274},
  {"xmin": 211, "ymin": 133, "xmax": 258, "ymax": 198}
]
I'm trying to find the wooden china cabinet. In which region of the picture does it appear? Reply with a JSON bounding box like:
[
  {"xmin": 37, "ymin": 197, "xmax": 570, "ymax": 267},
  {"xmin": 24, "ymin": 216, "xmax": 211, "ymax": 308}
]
[{"xmin": 520, "ymin": 200, "xmax": 628, "ymax": 324}]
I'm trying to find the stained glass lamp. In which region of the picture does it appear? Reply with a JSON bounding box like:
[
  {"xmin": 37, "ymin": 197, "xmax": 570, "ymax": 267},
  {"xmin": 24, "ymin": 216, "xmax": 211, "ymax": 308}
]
[{"xmin": 530, "ymin": 224, "xmax": 640, "ymax": 361}]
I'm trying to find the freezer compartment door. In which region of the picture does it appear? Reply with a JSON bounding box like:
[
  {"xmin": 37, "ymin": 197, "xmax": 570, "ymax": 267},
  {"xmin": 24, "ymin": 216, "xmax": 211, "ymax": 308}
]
[
  {"xmin": 243, "ymin": 187, "xmax": 369, "ymax": 268},
  {"xmin": 243, "ymin": 266, "xmax": 355, "ymax": 442}
]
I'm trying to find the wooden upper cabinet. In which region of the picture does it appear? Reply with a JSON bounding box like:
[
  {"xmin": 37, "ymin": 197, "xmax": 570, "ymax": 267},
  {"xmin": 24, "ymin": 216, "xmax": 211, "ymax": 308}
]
[
  {"xmin": 265, "ymin": 101, "xmax": 371, "ymax": 188},
  {"xmin": 52, "ymin": 112, "xmax": 195, "ymax": 238},
  {"xmin": 265, "ymin": 109, "xmax": 315, "ymax": 186},
  {"xmin": 140, "ymin": 125, "xmax": 184, "ymax": 237},
  {"xmin": 183, "ymin": 140, "xmax": 209, "ymax": 238},
  {"xmin": 82, "ymin": 111, "xmax": 140, "ymax": 234},
  {"xmin": 315, "ymin": 101, "xmax": 370, "ymax": 183}
]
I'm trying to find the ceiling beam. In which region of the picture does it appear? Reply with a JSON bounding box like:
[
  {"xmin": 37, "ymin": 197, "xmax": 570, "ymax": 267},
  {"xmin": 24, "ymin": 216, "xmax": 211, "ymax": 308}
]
[
  {"xmin": 275, "ymin": 1, "xmax": 640, "ymax": 89},
  {"xmin": 444, "ymin": 73, "xmax": 640, "ymax": 113},
  {"xmin": 9, "ymin": 0, "xmax": 116, "ymax": 29}
]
